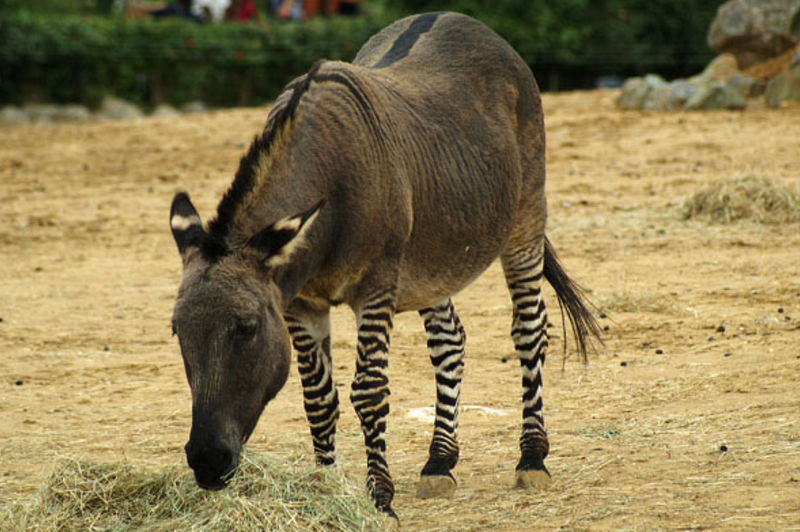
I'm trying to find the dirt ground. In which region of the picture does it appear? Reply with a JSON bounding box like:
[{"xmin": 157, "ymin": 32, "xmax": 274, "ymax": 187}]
[{"xmin": 1, "ymin": 89, "xmax": 799, "ymax": 531}]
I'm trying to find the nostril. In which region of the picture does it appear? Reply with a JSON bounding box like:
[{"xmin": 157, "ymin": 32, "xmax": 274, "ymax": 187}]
[{"xmin": 185, "ymin": 439, "xmax": 239, "ymax": 488}]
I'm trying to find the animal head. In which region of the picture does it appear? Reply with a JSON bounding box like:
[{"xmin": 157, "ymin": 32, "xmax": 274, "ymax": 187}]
[{"xmin": 169, "ymin": 192, "xmax": 323, "ymax": 490}]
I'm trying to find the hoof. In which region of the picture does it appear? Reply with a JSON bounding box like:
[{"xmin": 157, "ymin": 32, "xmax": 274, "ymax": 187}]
[
  {"xmin": 514, "ymin": 468, "xmax": 551, "ymax": 489},
  {"xmin": 416, "ymin": 474, "xmax": 456, "ymax": 499}
]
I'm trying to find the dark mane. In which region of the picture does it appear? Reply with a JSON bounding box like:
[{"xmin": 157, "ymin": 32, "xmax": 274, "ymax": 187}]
[{"xmin": 202, "ymin": 60, "xmax": 325, "ymax": 261}]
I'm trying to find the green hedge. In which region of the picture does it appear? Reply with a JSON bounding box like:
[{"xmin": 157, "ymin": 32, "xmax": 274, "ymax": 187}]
[
  {"xmin": 0, "ymin": 1, "xmax": 721, "ymax": 107},
  {"xmin": 0, "ymin": 10, "xmax": 390, "ymax": 107}
]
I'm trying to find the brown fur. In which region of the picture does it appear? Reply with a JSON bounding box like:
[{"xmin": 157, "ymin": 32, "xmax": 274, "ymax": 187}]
[{"xmin": 168, "ymin": 12, "xmax": 594, "ymax": 512}]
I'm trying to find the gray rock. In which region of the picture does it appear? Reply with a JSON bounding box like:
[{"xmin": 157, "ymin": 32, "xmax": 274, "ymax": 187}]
[
  {"xmin": 617, "ymin": 74, "xmax": 667, "ymax": 109},
  {"xmin": 25, "ymin": 104, "xmax": 62, "ymax": 125},
  {"xmin": 98, "ymin": 96, "xmax": 144, "ymax": 121},
  {"xmin": 726, "ymin": 71, "xmax": 759, "ymax": 97},
  {"xmin": 684, "ymin": 81, "xmax": 747, "ymax": 110},
  {"xmin": 56, "ymin": 104, "xmax": 92, "ymax": 123},
  {"xmin": 688, "ymin": 53, "xmax": 741, "ymax": 85},
  {"xmin": 0, "ymin": 106, "xmax": 29, "ymax": 125},
  {"xmin": 643, "ymin": 80, "xmax": 699, "ymax": 111},
  {"xmin": 151, "ymin": 103, "xmax": 181, "ymax": 118},
  {"xmin": 708, "ymin": 0, "xmax": 800, "ymax": 68},
  {"xmin": 765, "ymin": 64, "xmax": 800, "ymax": 106}
]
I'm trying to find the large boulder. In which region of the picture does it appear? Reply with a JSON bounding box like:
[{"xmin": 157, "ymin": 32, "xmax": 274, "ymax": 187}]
[
  {"xmin": 708, "ymin": 0, "xmax": 800, "ymax": 69},
  {"xmin": 765, "ymin": 62, "xmax": 800, "ymax": 106}
]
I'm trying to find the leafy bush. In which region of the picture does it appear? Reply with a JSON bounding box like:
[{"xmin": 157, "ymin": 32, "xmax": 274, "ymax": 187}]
[
  {"xmin": 0, "ymin": 0, "xmax": 722, "ymax": 107},
  {"xmin": 0, "ymin": 10, "xmax": 390, "ymax": 107}
]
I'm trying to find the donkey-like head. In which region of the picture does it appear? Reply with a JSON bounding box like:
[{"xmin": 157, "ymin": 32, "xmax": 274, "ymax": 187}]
[{"xmin": 169, "ymin": 192, "xmax": 322, "ymax": 490}]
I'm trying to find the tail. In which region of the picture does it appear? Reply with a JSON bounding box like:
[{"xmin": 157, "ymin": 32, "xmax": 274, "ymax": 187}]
[{"xmin": 543, "ymin": 236, "xmax": 604, "ymax": 362}]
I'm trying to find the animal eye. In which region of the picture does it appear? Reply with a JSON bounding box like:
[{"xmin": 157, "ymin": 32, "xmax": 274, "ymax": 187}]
[
  {"xmin": 235, "ymin": 318, "xmax": 258, "ymax": 339},
  {"xmin": 171, "ymin": 318, "xmax": 178, "ymax": 336}
]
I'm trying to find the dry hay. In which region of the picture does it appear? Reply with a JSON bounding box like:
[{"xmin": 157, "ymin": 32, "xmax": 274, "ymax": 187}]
[
  {"xmin": 682, "ymin": 176, "xmax": 800, "ymax": 225},
  {"xmin": 0, "ymin": 452, "xmax": 385, "ymax": 532}
]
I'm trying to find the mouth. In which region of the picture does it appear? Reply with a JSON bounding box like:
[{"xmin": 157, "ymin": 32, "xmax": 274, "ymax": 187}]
[{"xmin": 194, "ymin": 463, "xmax": 237, "ymax": 491}]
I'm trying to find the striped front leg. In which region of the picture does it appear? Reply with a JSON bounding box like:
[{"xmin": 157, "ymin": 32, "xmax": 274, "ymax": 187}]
[
  {"xmin": 416, "ymin": 298, "xmax": 465, "ymax": 499},
  {"xmin": 285, "ymin": 312, "xmax": 339, "ymax": 466},
  {"xmin": 502, "ymin": 245, "xmax": 551, "ymax": 489},
  {"xmin": 351, "ymin": 292, "xmax": 396, "ymax": 516}
]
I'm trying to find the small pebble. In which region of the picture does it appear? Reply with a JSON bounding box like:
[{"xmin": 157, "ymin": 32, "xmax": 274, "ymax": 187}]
[
  {"xmin": 750, "ymin": 290, "xmax": 758, "ymax": 295},
  {"xmin": 778, "ymin": 307, "xmax": 784, "ymax": 314},
  {"xmin": 15, "ymin": 380, "xmax": 23, "ymax": 386},
  {"xmin": 603, "ymin": 325, "xmax": 610, "ymax": 332},
  {"xmin": 500, "ymin": 357, "xmax": 508, "ymax": 364},
  {"xmin": 103, "ymin": 346, "xmax": 110, "ymax": 352},
  {"xmin": 655, "ymin": 349, "xmax": 664, "ymax": 355},
  {"xmin": 719, "ymin": 444, "xmax": 728, "ymax": 452},
  {"xmin": 724, "ymin": 352, "xmax": 732, "ymax": 357},
  {"xmin": 599, "ymin": 312, "xmax": 608, "ymax": 319},
  {"xmin": 785, "ymin": 316, "xmax": 792, "ymax": 322},
  {"xmin": 716, "ymin": 325, "xmax": 725, "ymax": 333},
  {"xmin": 0, "ymin": 317, "xmax": 4, "ymax": 323},
  {"xmin": 708, "ymin": 336, "xmax": 715, "ymax": 342},
  {"xmin": 620, "ymin": 361, "xmax": 628, "ymax": 367}
]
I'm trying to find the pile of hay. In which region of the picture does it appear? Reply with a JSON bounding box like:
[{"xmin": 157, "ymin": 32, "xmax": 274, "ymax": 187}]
[
  {"xmin": 0, "ymin": 453, "xmax": 385, "ymax": 532},
  {"xmin": 682, "ymin": 176, "xmax": 800, "ymax": 224}
]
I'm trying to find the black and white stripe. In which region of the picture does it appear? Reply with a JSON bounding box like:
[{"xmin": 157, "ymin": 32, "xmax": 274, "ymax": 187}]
[
  {"xmin": 351, "ymin": 290, "xmax": 396, "ymax": 513},
  {"xmin": 502, "ymin": 243, "xmax": 551, "ymax": 474},
  {"xmin": 284, "ymin": 313, "xmax": 339, "ymax": 466},
  {"xmin": 418, "ymin": 298, "xmax": 464, "ymax": 480}
]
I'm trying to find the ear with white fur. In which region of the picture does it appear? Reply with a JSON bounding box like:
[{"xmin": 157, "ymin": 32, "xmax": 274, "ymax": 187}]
[
  {"xmin": 170, "ymin": 192, "xmax": 206, "ymax": 267},
  {"xmin": 248, "ymin": 199, "xmax": 325, "ymax": 268}
]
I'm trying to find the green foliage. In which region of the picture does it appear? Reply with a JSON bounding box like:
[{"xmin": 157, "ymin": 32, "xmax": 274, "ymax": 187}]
[
  {"xmin": 391, "ymin": 0, "xmax": 721, "ymax": 77},
  {"xmin": 0, "ymin": 0, "xmax": 724, "ymax": 107},
  {"xmin": 0, "ymin": 11, "xmax": 389, "ymax": 107}
]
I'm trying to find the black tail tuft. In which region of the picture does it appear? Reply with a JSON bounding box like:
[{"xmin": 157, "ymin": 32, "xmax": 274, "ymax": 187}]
[{"xmin": 543, "ymin": 237, "xmax": 604, "ymax": 363}]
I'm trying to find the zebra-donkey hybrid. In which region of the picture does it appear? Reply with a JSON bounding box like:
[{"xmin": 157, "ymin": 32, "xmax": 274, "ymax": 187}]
[{"xmin": 169, "ymin": 11, "xmax": 601, "ymax": 518}]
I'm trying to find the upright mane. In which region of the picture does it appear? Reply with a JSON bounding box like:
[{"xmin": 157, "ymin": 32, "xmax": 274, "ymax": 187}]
[{"xmin": 201, "ymin": 61, "xmax": 325, "ymax": 261}]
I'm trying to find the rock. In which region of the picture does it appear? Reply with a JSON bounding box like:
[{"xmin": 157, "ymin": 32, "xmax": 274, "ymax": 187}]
[
  {"xmin": 98, "ymin": 96, "xmax": 144, "ymax": 121},
  {"xmin": 765, "ymin": 63, "xmax": 800, "ymax": 106},
  {"xmin": 151, "ymin": 103, "xmax": 181, "ymax": 118},
  {"xmin": 617, "ymin": 74, "xmax": 667, "ymax": 109},
  {"xmin": 25, "ymin": 104, "xmax": 61, "ymax": 125},
  {"xmin": 180, "ymin": 101, "xmax": 209, "ymax": 114},
  {"xmin": 688, "ymin": 53, "xmax": 741, "ymax": 85},
  {"xmin": 684, "ymin": 81, "xmax": 747, "ymax": 110},
  {"xmin": 0, "ymin": 106, "xmax": 29, "ymax": 125},
  {"xmin": 57, "ymin": 104, "xmax": 92, "ymax": 123},
  {"xmin": 727, "ymin": 71, "xmax": 760, "ymax": 97},
  {"xmin": 708, "ymin": 0, "xmax": 800, "ymax": 69},
  {"xmin": 644, "ymin": 80, "xmax": 699, "ymax": 111}
]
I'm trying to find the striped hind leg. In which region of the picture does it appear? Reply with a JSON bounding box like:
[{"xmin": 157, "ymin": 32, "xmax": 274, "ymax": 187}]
[
  {"xmin": 416, "ymin": 298, "xmax": 465, "ymax": 499},
  {"xmin": 502, "ymin": 242, "xmax": 551, "ymax": 489},
  {"xmin": 351, "ymin": 290, "xmax": 397, "ymax": 516},
  {"xmin": 284, "ymin": 308, "xmax": 340, "ymax": 466}
]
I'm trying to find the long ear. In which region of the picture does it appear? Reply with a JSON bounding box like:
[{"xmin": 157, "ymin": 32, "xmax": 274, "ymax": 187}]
[
  {"xmin": 248, "ymin": 199, "xmax": 325, "ymax": 268},
  {"xmin": 170, "ymin": 192, "xmax": 206, "ymax": 266}
]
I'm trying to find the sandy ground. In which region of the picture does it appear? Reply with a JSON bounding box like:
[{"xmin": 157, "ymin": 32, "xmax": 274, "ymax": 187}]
[{"xmin": 1, "ymin": 89, "xmax": 799, "ymax": 531}]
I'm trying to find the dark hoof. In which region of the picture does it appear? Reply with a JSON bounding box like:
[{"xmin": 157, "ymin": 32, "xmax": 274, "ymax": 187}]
[{"xmin": 417, "ymin": 473, "xmax": 456, "ymax": 499}]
